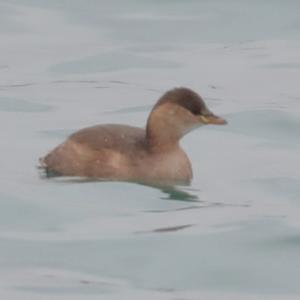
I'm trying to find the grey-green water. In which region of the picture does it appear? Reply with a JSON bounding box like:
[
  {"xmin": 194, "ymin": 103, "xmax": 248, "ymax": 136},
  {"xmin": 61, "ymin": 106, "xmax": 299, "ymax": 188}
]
[{"xmin": 0, "ymin": 1, "xmax": 300, "ymax": 299}]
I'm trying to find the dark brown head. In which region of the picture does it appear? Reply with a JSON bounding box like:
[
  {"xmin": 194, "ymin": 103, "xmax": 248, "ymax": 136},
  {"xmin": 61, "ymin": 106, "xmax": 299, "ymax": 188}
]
[{"xmin": 146, "ymin": 87, "xmax": 227, "ymax": 149}]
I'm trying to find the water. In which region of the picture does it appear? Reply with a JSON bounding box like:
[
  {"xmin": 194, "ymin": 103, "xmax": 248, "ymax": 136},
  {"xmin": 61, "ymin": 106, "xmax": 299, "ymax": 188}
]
[{"xmin": 0, "ymin": 1, "xmax": 300, "ymax": 299}]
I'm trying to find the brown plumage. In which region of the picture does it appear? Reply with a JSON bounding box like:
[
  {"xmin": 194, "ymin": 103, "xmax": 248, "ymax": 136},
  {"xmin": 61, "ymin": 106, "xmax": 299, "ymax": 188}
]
[{"xmin": 40, "ymin": 87, "xmax": 227, "ymax": 185}]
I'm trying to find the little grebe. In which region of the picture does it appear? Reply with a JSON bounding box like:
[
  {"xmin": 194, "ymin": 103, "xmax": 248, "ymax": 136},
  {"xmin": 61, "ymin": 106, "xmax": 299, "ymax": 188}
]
[{"xmin": 40, "ymin": 87, "xmax": 226, "ymax": 185}]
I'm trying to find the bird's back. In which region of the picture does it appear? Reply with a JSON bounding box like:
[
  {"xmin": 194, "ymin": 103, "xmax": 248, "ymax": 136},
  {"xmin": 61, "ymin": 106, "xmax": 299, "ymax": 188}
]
[
  {"xmin": 41, "ymin": 124, "xmax": 147, "ymax": 178},
  {"xmin": 70, "ymin": 124, "xmax": 146, "ymax": 154}
]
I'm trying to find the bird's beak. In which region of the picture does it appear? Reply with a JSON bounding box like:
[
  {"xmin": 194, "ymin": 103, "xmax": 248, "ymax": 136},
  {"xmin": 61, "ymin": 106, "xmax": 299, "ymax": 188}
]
[{"xmin": 199, "ymin": 114, "xmax": 227, "ymax": 125}]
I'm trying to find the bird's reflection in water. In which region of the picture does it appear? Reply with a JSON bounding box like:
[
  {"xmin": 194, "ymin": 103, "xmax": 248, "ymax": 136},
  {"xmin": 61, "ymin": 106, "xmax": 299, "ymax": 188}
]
[
  {"xmin": 39, "ymin": 171, "xmax": 242, "ymax": 209},
  {"xmin": 39, "ymin": 168, "xmax": 199, "ymax": 203},
  {"xmin": 158, "ymin": 185, "xmax": 199, "ymax": 202}
]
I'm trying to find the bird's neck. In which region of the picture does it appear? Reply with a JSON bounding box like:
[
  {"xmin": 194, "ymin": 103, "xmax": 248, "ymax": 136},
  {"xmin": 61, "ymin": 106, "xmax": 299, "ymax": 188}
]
[{"xmin": 146, "ymin": 110, "xmax": 181, "ymax": 152}]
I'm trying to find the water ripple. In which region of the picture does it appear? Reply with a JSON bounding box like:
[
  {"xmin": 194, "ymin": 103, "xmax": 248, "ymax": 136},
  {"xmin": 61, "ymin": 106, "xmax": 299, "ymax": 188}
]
[{"xmin": 0, "ymin": 97, "xmax": 54, "ymax": 113}]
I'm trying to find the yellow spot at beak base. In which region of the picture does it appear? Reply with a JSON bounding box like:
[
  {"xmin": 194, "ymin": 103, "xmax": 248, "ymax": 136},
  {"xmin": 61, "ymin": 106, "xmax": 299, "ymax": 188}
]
[{"xmin": 199, "ymin": 115, "xmax": 210, "ymax": 124}]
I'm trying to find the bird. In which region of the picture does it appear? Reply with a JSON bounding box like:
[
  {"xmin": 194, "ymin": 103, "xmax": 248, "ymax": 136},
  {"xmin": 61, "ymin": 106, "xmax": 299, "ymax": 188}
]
[{"xmin": 40, "ymin": 87, "xmax": 227, "ymax": 186}]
